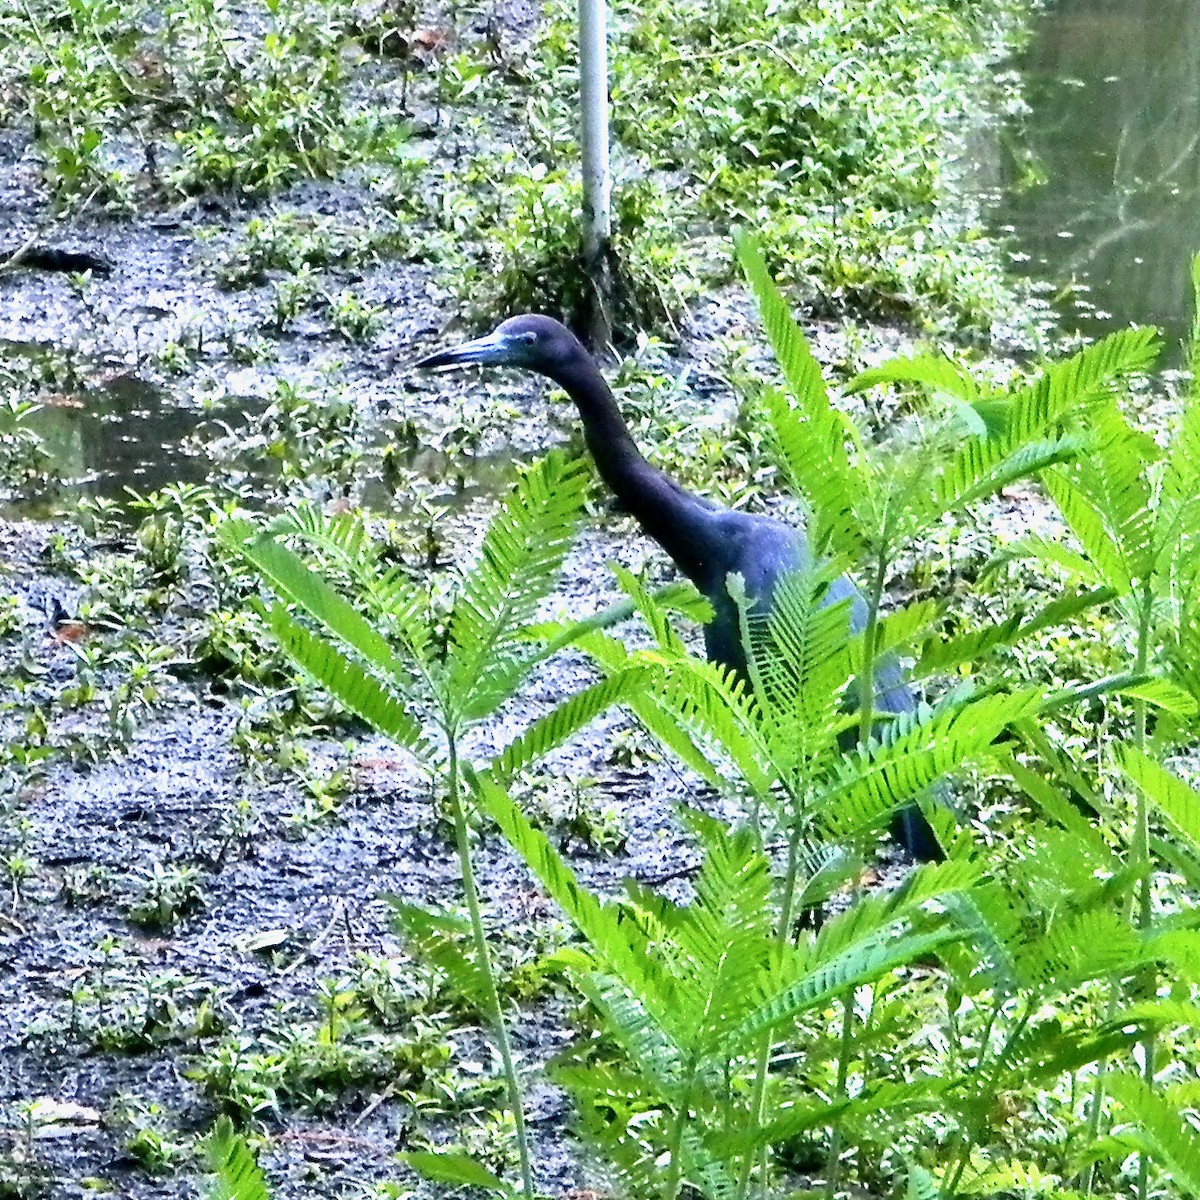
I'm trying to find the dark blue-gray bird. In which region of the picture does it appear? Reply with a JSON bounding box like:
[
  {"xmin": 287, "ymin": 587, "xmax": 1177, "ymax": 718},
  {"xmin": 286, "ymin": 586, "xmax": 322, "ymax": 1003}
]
[{"xmin": 417, "ymin": 314, "xmax": 941, "ymax": 861}]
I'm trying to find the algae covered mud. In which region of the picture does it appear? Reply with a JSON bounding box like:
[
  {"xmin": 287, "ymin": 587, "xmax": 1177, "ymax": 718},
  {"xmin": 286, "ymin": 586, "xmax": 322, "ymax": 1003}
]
[{"xmin": 0, "ymin": 0, "xmax": 1157, "ymax": 1195}]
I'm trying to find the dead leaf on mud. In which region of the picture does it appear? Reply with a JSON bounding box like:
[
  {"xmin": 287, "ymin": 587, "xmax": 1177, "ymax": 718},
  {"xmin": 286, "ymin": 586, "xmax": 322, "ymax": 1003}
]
[{"xmin": 25, "ymin": 1098, "xmax": 102, "ymax": 1139}]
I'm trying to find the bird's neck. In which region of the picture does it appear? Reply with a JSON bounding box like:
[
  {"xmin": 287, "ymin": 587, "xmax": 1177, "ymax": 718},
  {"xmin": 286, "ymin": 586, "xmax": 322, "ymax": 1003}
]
[{"xmin": 551, "ymin": 354, "xmax": 712, "ymax": 577}]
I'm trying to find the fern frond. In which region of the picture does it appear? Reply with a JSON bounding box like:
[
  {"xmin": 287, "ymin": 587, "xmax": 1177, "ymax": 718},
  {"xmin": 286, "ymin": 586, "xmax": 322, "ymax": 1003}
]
[
  {"xmin": 927, "ymin": 432, "xmax": 1084, "ymax": 525},
  {"xmin": 474, "ymin": 778, "xmax": 677, "ymax": 1028},
  {"xmin": 489, "ymin": 666, "xmax": 652, "ymax": 783},
  {"xmin": 388, "ymin": 901, "xmax": 489, "ymax": 1012},
  {"xmin": 1108, "ymin": 1072, "xmax": 1200, "ymax": 1197},
  {"xmin": 268, "ymin": 503, "xmax": 374, "ymax": 567},
  {"xmin": 447, "ymin": 452, "xmax": 588, "ymax": 722},
  {"xmin": 565, "ymin": 629, "xmax": 733, "ymax": 787},
  {"xmin": 266, "ymin": 605, "xmax": 428, "ymax": 756},
  {"xmin": 400, "ymin": 1150, "xmax": 509, "ymax": 1194},
  {"xmin": 916, "ymin": 327, "xmax": 1158, "ymax": 531},
  {"xmin": 571, "ymin": 969, "xmax": 688, "ymax": 1091},
  {"xmin": 223, "ymin": 520, "xmax": 416, "ymax": 689},
  {"xmin": 1000, "ymin": 533, "xmax": 1108, "ymax": 587},
  {"xmin": 942, "ymin": 881, "xmax": 1027, "ymax": 993},
  {"xmin": 528, "ymin": 579, "xmax": 710, "ymax": 663},
  {"xmin": 917, "ymin": 587, "xmax": 1114, "ymax": 676},
  {"xmin": 735, "ymin": 234, "xmax": 834, "ymax": 421},
  {"xmin": 1164, "ymin": 253, "xmax": 1200, "ymax": 504},
  {"xmin": 736, "ymin": 229, "xmax": 869, "ymax": 557},
  {"xmin": 1020, "ymin": 907, "xmax": 1144, "ymax": 990},
  {"xmin": 846, "ymin": 352, "xmax": 977, "ymax": 406},
  {"xmin": 1004, "ymin": 327, "xmax": 1160, "ymax": 444},
  {"xmin": 762, "ymin": 385, "xmax": 871, "ymax": 558},
  {"xmin": 1042, "ymin": 402, "xmax": 1158, "ymax": 592},
  {"xmin": 904, "ymin": 1164, "xmax": 940, "ymax": 1200},
  {"xmin": 999, "ymin": 749, "xmax": 1112, "ymax": 857},
  {"xmin": 644, "ymin": 654, "xmax": 776, "ymax": 796},
  {"xmin": 720, "ymin": 1077, "xmax": 944, "ymax": 1158},
  {"xmin": 815, "ymin": 689, "xmax": 1042, "ymax": 840},
  {"xmin": 955, "ymin": 1159, "xmax": 1084, "ymax": 1200},
  {"xmin": 876, "ymin": 599, "xmax": 942, "ymax": 661},
  {"xmin": 1122, "ymin": 748, "xmax": 1200, "ymax": 853},
  {"xmin": 734, "ymin": 565, "xmax": 855, "ymax": 775},
  {"xmin": 729, "ymin": 927, "xmax": 957, "ymax": 1051},
  {"xmin": 204, "ymin": 1117, "xmax": 269, "ymax": 1200},
  {"xmin": 657, "ymin": 818, "xmax": 777, "ymax": 1053}
]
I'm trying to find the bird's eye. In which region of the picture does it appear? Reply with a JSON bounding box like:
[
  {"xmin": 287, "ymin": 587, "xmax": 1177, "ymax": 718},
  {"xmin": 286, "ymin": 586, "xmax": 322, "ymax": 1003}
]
[{"xmin": 521, "ymin": 332, "xmax": 538, "ymax": 345}]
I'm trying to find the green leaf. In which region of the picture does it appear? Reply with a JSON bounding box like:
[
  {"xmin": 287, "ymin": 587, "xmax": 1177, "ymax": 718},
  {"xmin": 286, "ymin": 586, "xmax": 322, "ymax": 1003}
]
[
  {"xmin": 1042, "ymin": 401, "xmax": 1158, "ymax": 593},
  {"xmin": 1122, "ymin": 748, "xmax": 1200, "ymax": 853},
  {"xmin": 223, "ymin": 519, "xmax": 414, "ymax": 689},
  {"xmin": 387, "ymin": 900, "xmax": 489, "ymax": 1013},
  {"xmin": 917, "ymin": 587, "xmax": 1115, "ymax": 676},
  {"xmin": 266, "ymin": 604, "xmax": 427, "ymax": 756},
  {"xmin": 735, "ymin": 230, "xmax": 869, "ymax": 557},
  {"xmin": 490, "ymin": 665, "xmax": 651, "ymax": 783},
  {"xmin": 846, "ymin": 353, "xmax": 977, "ymax": 406},
  {"xmin": 1107, "ymin": 1073, "xmax": 1200, "ymax": 1197},
  {"xmin": 401, "ymin": 1150, "xmax": 510, "ymax": 1194},
  {"xmin": 816, "ymin": 689, "xmax": 1043, "ymax": 839},
  {"xmin": 473, "ymin": 777, "xmax": 670, "ymax": 1028},
  {"xmin": 904, "ymin": 1163, "xmax": 939, "ymax": 1200},
  {"xmin": 733, "ymin": 563, "xmax": 855, "ymax": 776},
  {"xmin": 728, "ymin": 928, "xmax": 957, "ymax": 1051},
  {"xmin": 204, "ymin": 1116, "xmax": 269, "ymax": 1200},
  {"xmin": 447, "ymin": 452, "xmax": 588, "ymax": 722},
  {"xmin": 1115, "ymin": 676, "xmax": 1200, "ymax": 716},
  {"xmin": 762, "ymin": 384, "xmax": 870, "ymax": 559}
]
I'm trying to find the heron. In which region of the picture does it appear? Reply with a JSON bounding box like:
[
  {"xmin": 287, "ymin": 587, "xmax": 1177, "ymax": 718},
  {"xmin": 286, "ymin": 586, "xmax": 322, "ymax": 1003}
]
[{"xmin": 416, "ymin": 314, "xmax": 941, "ymax": 861}]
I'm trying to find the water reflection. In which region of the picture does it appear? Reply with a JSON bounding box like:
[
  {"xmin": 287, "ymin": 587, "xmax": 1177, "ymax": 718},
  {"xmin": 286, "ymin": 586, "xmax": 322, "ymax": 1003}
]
[
  {"xmin": 12, "ymin": 360, "xmax": 517, "ymax": 520},
  {"xmin": 27, "ymin": 373, "xmax": 213, "ymax": 507},
  {"xmin": 993, "ymin": 0, "xmax": 1200, "ymax": 346}
]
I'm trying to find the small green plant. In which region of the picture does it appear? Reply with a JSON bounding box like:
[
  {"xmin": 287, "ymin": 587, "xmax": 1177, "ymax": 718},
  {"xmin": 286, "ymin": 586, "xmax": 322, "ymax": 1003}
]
[
  {"xmin": 223, "ymin": 453, "xmax": 655, "ymax": 1197},
  {"xmin": 115, "ymin": 1098, "xmax": 187, "ymax": 1175},
  {"xmin": 269, "ymin": 266, "xmax": 318, "ymax": 330},
  {"xmin": 126, "ymin": 862, "xmax": 206, "ymax": 930},
  {"xmin": 326, "ymin": 288, "xmax": 384, "ymax": 342},
  {"xmin": 193, "ymin": 978, "xmax": 459, "ymax": 1119}
]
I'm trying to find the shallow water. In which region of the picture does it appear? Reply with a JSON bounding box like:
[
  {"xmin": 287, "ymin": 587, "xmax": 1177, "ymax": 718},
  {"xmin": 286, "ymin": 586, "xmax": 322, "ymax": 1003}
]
[
  {"xmin": 991, "ymin": 0, "xmax": 1200, "ymax": 348},
  {"xmin": 22, "ymin": 369, "xmax": 214, "ymax": 511},
  {"xmin": 7, "ymin": 342, "xmax": 518, "ymax": 519}
]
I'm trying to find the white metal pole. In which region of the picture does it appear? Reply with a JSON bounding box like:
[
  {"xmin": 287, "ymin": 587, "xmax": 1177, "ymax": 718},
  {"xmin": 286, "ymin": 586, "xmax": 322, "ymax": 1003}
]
[{"xmin": 579, "ymin": 0, "xmax": 613, "ymax": 349}]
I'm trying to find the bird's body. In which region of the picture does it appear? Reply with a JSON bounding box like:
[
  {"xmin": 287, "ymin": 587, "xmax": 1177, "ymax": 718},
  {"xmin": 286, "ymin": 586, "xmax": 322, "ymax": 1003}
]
[{"xmin": 417, "ymin": 314, "xmax": 940, "ymax": 860}]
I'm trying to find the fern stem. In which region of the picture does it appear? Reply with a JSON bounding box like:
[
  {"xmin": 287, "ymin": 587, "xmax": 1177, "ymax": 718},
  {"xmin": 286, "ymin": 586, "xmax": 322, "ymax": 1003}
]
[
  {"xmin": 855, "ymin": 555, "xmax": 887, "ymax": 746},
  {"xmin": 664, "ymin": 1056, "xmax": 700, "ymax": 1200},
  {"xmin": 737, "ymin": 810, "xmax": 807, "ymax": 1200},
  {"xmin": 824, "ymin": 555, "xmax": 888, "ymax": 1200},
  {"xmin": 1132, "ymin": 583, "xmax": 1155, "ymax": 1200},
  {"xmin": 823, "ymin": 992, "xmax": 856, "ymax": 1200},
  {"xmin": 447, "ymin": 740, "xmax": 536, "ymax": 1200}
]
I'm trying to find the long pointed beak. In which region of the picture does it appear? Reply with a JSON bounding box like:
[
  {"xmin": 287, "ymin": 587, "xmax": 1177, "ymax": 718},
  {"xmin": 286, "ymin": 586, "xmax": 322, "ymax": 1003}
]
[{"xmin": 414, "ymin": 330, "xmax": 510, "ymax": 371}]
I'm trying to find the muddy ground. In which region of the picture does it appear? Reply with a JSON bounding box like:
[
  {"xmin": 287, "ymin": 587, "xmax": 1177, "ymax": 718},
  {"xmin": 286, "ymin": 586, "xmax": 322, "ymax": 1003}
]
[{"xmin": 0, "ymin": 68, "xmax": 839, "ymax": 1200}]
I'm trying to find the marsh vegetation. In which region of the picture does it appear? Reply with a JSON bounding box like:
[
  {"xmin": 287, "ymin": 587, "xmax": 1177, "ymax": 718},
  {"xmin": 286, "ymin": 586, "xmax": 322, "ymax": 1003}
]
[{"xmin": 2, "ymin": 2, "xmax": 1200, "ymax": 1200}]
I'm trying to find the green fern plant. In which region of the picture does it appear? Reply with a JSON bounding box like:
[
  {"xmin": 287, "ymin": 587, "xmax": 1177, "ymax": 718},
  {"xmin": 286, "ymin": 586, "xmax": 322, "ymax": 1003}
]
[
  {"xmin": 993, "ymin": 257, "xmax": 1200, "ymax": 1200},
  {"xmin": 524, "ymin": 561, "xmax": 1056, "ymax": 1198},
  {"xmin": 735, "ymin": 230, "xmax": 1158, "ymax": 745},
  {"xmin": 476, "ymin": 775, "xmax": 968, "ymax": 1200},
  {"xmin": 733, "ymin": 231, "xmax": 1172, "ymax": 1196},
  {"xmin": 221, "ymin": 452, "xmax": 651, "ymax": 1198}
]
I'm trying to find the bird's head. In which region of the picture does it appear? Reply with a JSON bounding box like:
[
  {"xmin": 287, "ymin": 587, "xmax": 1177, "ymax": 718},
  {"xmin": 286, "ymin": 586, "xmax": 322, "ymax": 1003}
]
[{"xmin": 414, "ymin": 314, "xmax": 586, "ymax": 385}]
